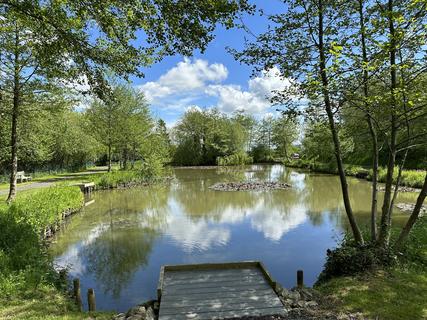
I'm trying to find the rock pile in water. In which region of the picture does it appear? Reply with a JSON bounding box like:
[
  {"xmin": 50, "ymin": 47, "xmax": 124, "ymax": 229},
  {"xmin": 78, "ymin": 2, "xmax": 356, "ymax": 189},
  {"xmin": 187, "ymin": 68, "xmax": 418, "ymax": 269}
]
[{"xmin": 209, "ymin": 181, "xmax": 292, "ymax": 191}]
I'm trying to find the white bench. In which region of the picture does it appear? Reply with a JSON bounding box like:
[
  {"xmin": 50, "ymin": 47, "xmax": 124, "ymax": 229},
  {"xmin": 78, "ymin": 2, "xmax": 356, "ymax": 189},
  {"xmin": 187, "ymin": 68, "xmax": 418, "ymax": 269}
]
[{"xmin": 16, "ymin": 171, "xmax": 32, "ymax": 183}]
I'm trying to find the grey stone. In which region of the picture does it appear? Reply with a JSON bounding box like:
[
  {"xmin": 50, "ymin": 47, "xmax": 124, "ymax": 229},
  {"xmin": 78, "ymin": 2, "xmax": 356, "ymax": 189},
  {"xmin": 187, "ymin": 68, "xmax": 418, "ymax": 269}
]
[
  {"xmin": 306, "ymin": 300, "xmax": 319, "ymax": 308},
  {"xmin": 126, "ymin": 306, "xmax": 140, "ymax": 317},
  {"xmin": 145, "ymin": 307, "xmax": 156, "ymax": 320},
  {"xmin": 288, "ymin": 290, "xmax": 301, "ymax": 301},
  {"xmin": 126, "ymin": 315, "xmax": 143, "ymax": 320}
]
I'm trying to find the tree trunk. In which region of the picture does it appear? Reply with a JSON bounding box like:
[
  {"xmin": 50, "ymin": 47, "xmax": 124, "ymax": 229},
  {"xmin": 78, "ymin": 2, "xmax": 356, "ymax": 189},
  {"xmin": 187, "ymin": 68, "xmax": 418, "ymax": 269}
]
[
  {"xmin": 394, "ymin": 172, "xmax": 427, "ymax": 250},
  {"xmin": 318, "ymin": 0, "xmax": 364, "ymax": 244},
  {"xmin": 123, "ymin": 148, "xmax": 128, "ymax": 170},
  {"xmin": 358, "ymin": 0, "xmax": 378, "ymax": 241},
  {"xmin": 7, "ymin": 27, "xmax": 20, "ymax": 203},
  {"xmin": 378, "ymin": 0, "xmax": 398, "ymax": 247},
  {"xmin": 108, "ymin": 142, "xmax": 112, "ymax": 173}
]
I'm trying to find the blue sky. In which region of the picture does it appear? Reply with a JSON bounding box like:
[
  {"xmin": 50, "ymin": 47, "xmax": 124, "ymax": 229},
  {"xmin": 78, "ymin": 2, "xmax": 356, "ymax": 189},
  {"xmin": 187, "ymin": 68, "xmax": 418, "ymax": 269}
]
[{"xmin": 130, "ymin": 1, "xmax": 288, "ymax": 127}]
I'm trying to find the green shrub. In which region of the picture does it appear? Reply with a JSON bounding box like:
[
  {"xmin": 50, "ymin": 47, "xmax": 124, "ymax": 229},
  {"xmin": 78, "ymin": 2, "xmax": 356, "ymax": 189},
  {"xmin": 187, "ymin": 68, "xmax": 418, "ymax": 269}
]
[
  {"xmin": 397, "ymin": 216, "xmax": 427, "ymax": 269},
  {"xmin": 95, "ymin": 170, "xmax": 142, "ymax": 189},
  {"xmin": 318, "ymin": 239, "xmax": 396, "ymax": 283},
  {"xmin": 217, "ymin": 152, "xmax": 253, "ymax": 166},
  {"xmin": 372, "ymin": 167, "xmax": 426, "ymax": 188},
  {"xmin": 95, "ymin": 164, "xmax": 167, "ymax": 189},
  {"xmin": 7, "ymin": 186, "xmax": 83, "ymax": 232},
  {"xmin": 141, "ymin": 154, "xmax": 168, "ymax": 180}
]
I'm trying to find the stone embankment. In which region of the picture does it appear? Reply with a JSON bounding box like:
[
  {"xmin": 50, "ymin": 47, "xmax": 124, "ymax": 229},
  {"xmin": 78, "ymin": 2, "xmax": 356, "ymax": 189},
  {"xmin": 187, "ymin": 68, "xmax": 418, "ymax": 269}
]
[{"xmin": 210, "ymin": 181, "xmax": 292, "ymax": 191}]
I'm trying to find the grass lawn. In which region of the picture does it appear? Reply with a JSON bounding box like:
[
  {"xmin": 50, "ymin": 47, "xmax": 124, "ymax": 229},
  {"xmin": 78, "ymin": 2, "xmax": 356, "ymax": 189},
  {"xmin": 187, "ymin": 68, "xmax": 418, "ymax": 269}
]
[
  {"xmin": 0, "ymin": 285, "xmax": 113, "ymax": 320},
  {"xmin": 317, "ymin": 269, "xmax": 427, "ymax": 319}
]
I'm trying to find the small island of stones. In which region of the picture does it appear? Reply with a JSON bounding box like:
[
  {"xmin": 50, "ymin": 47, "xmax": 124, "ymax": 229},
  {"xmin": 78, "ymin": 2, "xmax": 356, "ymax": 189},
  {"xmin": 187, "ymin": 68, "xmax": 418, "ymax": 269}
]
[{"xmin": 209, "ymin": 181, "xmax": 292, "ymax": 191}]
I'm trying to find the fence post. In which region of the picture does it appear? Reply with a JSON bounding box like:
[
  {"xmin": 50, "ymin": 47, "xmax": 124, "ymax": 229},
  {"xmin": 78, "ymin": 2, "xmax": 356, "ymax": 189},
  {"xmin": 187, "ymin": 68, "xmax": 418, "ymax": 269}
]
[
  {"xmin": 73, "ymin": 278, "xmax": 83, "ymax": 312},
  {"xmin": 297, "ymin": 270, "xmax": 304, "ymax": 288},
  {"xmin": 87, "ymin": 288, "xmax": 96, "ymax": 312}
]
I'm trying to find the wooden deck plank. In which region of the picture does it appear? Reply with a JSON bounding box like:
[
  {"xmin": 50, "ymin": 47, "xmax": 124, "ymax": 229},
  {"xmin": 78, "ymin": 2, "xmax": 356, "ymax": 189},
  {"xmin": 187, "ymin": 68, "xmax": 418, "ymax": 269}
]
[
  {"xmin": 164, "ymin": 268, "xmax": 261, "ymax": 281},
  {"xmin": 160, "ymin": 297, "xmax": 283, "ymax": 312},
  {"xmin": 163, "ymin": 283, "xmax": 271, "ymax": 295},
  {"xmin": 160, "ymin": 307, "xmax": 286, "ymax": 320},
  {"xmin": 161, "ymin": 289, "xmax": 274, "ymax": 303},
  {"xmin": 163, "ymin": 277, "xmax": 268, "ymax": 290},
  {"xmin": 158, "ymin": 262, "xmax": 284, "ymax": 320},
  {"xmin": 163, "ymin": 272, "xmax": 263, "ymax": 285}
]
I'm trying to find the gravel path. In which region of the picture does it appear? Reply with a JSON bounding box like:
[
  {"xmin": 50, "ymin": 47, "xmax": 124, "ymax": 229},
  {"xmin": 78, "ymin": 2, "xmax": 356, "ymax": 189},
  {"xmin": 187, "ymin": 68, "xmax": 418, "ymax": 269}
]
[{"xmin": 0, "ymin": 170, "xmax": 105, "ymax": 196}]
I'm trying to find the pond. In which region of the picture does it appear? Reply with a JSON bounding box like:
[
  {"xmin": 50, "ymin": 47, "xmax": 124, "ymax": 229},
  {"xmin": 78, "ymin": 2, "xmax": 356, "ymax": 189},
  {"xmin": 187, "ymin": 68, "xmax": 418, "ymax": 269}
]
[{"xmin": 50, "ymin": 165, "xmax": 416, "ymax": 312}]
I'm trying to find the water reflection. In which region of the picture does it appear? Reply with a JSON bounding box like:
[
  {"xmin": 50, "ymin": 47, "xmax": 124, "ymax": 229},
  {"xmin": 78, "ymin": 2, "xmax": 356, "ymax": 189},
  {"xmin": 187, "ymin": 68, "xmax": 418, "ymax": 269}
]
[{"xmin": 50, "ymin": 165, "xmax": 417, "ymax": 311}]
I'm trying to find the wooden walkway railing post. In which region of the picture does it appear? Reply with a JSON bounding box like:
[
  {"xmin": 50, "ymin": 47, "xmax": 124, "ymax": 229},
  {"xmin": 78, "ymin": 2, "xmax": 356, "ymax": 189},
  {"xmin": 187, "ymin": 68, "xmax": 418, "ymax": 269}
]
[
  {"xmin": 73, "ymin": 278, "xmax": 83, "ymax": 312},
  {"xmin": 297, "ymin": 270, "xmax": 304, "ymax": 288},
  {"xmin": 87, "ymin": 288, "xmax": 96, "ymax": 312}
]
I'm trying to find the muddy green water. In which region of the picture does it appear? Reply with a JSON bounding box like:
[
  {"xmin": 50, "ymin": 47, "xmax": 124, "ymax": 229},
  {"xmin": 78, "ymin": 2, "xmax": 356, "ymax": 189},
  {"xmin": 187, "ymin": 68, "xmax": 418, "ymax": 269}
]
[{"xmin": 50, "ymin": 165, "xmax": 416, "ymax": 312}]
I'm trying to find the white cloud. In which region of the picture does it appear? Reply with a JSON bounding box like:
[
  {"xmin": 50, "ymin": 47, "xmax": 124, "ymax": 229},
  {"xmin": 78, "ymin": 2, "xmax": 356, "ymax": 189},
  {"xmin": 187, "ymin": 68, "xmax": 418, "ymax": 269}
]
[
  {"xmin": 138, "ymin": 59, "xmax": 293, "ymax": 118},
  {"xmin": 165, "ymin": 213, "xmax": 231, "ymax": 253},
  {"xmin": 248, "ymin": 67, "xmax": 290, "ymax": 99},
  {"xmin": 140, "ymin": 58, "xmax": 228, "ymax": 103},
  {"xmin": 205, "ymin": 84, "xmax": 268, "ymax": 114},
  {"xmin": 204, "ymin": 68, "xmax": 289, "ymax": 115}
]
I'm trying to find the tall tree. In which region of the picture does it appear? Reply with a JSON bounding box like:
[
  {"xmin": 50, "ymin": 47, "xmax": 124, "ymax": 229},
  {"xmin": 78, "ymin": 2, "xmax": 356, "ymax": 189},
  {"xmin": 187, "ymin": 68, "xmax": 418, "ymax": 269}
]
[
  {"xmin": 0, "ymin": 0, "xmax": 253, "ymax": 201},
  {"xmin": 234, "ymin": 0, "xmax": 365, "ymax": 244},
  {"xmin": 0, "ymin": 12, "xmax": 50, "ymax": 202}
]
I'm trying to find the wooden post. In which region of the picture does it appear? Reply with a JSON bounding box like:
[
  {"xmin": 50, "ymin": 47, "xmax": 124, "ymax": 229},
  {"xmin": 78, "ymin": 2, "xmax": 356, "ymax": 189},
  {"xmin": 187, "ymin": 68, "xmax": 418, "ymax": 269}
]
[
  {"xmin": 87, "ymin": 288, "xmax": 96, "ymax": 312},
  {"xmin": 297, "ymin": 270, "xmax": 304, "ymax": 288},
  {"xmin": 73, "ymin": 279, "xmax": 83, "ymax": 312}
]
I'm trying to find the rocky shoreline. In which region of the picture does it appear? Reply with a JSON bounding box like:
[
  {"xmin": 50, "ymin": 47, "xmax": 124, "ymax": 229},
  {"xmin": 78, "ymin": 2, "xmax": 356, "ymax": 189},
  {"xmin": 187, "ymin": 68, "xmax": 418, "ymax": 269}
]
[
  {"xmin": 395, "ymin": 202, "xmax": 426, "ymax": 215},
  {"xmin": 378, "ymin": 185, "xmax": 420, "ymax": 193},
  {"xmin": 210, "ymin": 181, "xmax": 292, "ymax": 191}
]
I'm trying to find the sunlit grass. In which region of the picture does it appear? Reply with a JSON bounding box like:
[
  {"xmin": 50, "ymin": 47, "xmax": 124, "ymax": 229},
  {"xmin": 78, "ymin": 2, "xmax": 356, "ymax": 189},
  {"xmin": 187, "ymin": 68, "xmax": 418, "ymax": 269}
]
[
  {"xmin": 317, "ymin": 269, "xmax": 427, "ymax": 319},
  {"xmin": 0, "ymin": 284, "xmax": 113, "ymax": 320}
]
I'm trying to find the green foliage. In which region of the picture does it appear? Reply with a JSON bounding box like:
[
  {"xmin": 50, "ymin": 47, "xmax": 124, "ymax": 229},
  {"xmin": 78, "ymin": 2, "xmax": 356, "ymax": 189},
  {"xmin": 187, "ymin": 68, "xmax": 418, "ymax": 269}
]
[
  {"xmin": 95, "ymin": 170, "xmax": 144, "ymax": 189},
  {"xmin": 141, "ymin": 155, "xmax": 168, "ymax": 181},
  {"xmin": 287, "ymin": 159, "xmax": 426, "ymax": 189},
  {"xmin": 172, "ymin": 108, "xmax": 247, "ymax": 165},
  {"xmin": 373, "ymin": 167, "xmax": 427, "ymax": 189},
  {"xmin": 318, "ymin": 240, "xmax": 396, "ymax": 283},
  {"xmin": 3, "ymin": 0, "xmax": 253, "ymax": 97},
  {"xmin": 217, "ymin": 152, "xmax": 253, "ymax": 166},
  {"xmin": 7, "ymin": 186, "xmax": 83, "ymax": 233},
  {"xmin": 319, "ymin": 217, "xmax": 427, "ymax": 283},
  {"xmin": 250, "ymin": 144, "xmax": 275, "ymax": 163},
  {"xmin": 396, "ymin": 216, "xmax": 427, "ymax": 270}
]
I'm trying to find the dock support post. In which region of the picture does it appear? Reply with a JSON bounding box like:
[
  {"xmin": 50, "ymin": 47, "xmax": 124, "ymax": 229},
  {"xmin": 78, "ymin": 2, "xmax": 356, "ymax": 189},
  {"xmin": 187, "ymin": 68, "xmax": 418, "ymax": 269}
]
[
  {"xmin": 73, "ymin": 278, "xmax": 83, "ymax": 312},
  {"xmin": 297, "ymin": 270, "xmax": 304, "ymax": 288},
  {"xmin": 87, "ymin": 288, "xmax": 96, "ymax": 312}
]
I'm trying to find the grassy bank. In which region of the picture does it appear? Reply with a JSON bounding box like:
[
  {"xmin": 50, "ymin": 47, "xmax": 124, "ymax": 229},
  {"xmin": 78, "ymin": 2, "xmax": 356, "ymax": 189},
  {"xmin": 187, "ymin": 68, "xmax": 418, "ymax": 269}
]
[
  {"xmin": 286, "ymin": 159, "xmax": 426, "ymax": 189},
  {"xmin": 316, "ymin": 217, "xmax": 427, "ymax": 319},
  {"xmin": 0, "ymin": 186, "xmax": 108, "ymax": 319}
]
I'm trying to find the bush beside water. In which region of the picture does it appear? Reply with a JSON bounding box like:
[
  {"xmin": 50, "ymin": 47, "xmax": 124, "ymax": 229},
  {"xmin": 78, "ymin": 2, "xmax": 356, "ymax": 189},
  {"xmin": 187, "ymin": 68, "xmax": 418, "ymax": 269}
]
[
  {"xmin": 285, "ymin": 159, "xmax": 426, "ymax": 188},
  {"xmin": 216, "ymin": 152, "xmax": 253, "ymax": 166}
]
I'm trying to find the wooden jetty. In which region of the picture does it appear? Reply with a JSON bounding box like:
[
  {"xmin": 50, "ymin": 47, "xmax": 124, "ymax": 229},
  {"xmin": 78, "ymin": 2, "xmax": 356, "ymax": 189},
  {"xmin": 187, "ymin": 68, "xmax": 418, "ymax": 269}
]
[
  {"xmin": 157, "ymin": 261, "xmax": 286, "ymax": 320},
  {"xmin": 76, "ymin": 182, "xmax": 95, "ymax": 194}
]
